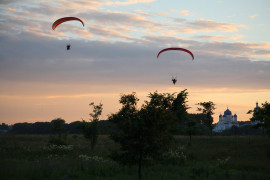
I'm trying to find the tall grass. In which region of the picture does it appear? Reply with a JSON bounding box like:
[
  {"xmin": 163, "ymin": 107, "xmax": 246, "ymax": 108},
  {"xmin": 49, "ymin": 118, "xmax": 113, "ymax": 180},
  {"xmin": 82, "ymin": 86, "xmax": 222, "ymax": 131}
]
[{"xmin": 0, "ymin": 135, "xmax": 269, "ymax": 179}]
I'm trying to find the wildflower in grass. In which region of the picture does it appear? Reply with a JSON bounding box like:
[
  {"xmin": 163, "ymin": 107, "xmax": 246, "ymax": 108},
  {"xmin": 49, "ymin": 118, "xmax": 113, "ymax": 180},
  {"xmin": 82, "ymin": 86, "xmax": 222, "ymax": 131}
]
[
  {"xmin": 78, "ymin": 154, "xmax": 91, "ymax": 161},
  {"xmin": 47, "ymin": 154, "xmax": 59, "ymax": 160},
  {"xmin": 216, "ymin": 156, "xmax": 231, "ymax": 167},
  {"xmin": 43, "ymin": 144, "xmax": 73, "ymax": 155},
  {"xmin": 162, "ymin": 146, "xmax": 187, "ymax": 164},
  {"xmin": 78, "ymin": 154, "xmax": 109, "ymax": 163},
  {"xmin": 22, "ymin": 146, "xmax": 31, "ymax": 153}
]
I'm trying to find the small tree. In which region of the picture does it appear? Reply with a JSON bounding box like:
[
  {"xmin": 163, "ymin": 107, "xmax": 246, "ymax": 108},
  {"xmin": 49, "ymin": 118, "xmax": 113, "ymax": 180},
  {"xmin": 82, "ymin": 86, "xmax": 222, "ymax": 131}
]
[
  {"xmin": 82, "ymin": 102, "xmax": 103, "ymax": 150},
  {"xmin": 248, "ymin": 101, "xmax": 270, "ymax": 136},
  {"xmin": 197, "ymin": 101, "xmax": 216, "ymax": 135},
  {"xmin": 185, "ymin": 119, "xmax": 199, "ymax": 145},
  {"xmin": 109, "ymin": 90, "xmax": 189, "ymax": 180},
  {"xmin": 51, "ymin": 118, "xmax": 65, "ymax": 137},
  {"xmin": 0, "ymin": 123, "xmax": 9, "ymax": 130}
]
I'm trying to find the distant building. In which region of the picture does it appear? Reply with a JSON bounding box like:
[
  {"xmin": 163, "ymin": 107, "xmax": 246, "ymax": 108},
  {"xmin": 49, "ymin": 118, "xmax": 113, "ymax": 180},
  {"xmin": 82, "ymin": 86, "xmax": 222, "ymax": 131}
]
[
  {"xmin": 237, "ymin": 102, "xmax": 261, "ymax": 127},
  {"xmin": 213, "ymin": 108, "xmax": 239, "ymax": 132},
  {"xmin": 253, "ymin": 102, "xmax": 260, "ymax": 114},
  {"xmin": 248, "ymin": 102, "xmax": 261, "ymax": 126}
]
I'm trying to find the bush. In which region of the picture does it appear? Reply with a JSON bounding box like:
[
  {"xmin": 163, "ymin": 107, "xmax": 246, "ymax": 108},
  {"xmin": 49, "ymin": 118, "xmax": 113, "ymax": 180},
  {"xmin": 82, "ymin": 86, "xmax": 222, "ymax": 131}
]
[{"xmin": 48, "ymin": 136, "xmax": 68, "ymax": 146}]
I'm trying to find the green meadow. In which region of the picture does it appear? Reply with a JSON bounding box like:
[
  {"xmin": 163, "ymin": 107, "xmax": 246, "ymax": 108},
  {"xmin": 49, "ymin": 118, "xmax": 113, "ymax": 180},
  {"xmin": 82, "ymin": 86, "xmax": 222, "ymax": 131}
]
[{"xmin": 0, "ymin": 135, "xmax": 269, "ymax": 180}]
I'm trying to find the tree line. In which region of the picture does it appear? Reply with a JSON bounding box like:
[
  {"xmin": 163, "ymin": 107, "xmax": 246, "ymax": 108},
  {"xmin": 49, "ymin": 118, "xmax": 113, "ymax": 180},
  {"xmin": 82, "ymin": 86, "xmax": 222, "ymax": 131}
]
[
  {"xmin": 0, "ymin": 120, "xmax": 111, "ymax": 135},
  {"xmin": 1, "ymin": 90, "xmax": 268, "ymax": 180},
  {"xmin": 0, "ymin": 98, "xmax": 267, "ymax": 138},
  {"xmin": 0, "ymin": 114, "xmax": 205, "ymax": 135}
]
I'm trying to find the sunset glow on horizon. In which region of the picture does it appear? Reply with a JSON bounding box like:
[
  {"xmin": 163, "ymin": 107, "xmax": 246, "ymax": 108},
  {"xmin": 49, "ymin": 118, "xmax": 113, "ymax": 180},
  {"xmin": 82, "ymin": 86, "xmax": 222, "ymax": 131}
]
[{"xmin": 0, "ymin": 0, "xmax": 269, "ymax": 125}]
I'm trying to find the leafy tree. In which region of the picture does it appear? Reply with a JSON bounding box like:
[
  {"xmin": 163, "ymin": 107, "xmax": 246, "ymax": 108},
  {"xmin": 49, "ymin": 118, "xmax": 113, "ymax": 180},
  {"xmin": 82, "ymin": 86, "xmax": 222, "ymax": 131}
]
[
  {"xmin": 12, "ymin": 123, "xmax": 32, "ymax": 134},
  {"xmin": 197, "ymin": 101, "xmax": 216, "ymax": 135},
  {"xmin": 172, "ymin": 89, "xmax": 189, "ymax": 122},
  {"xmin": 109, "ymin": 90, "xmax": 189, "ymax": 180},
  {"xmin": 0, "ymin": 123, "xmax": 10, "ymax": 134},
  {"xmin": 11, "ymin": 122, "xmax": 52, "ymax": 134},
  {"xmin": 0, "ymin": 123, "xmax": 9, "ymax": 130},
  {"xmin": 248, "ymin": 101, "xmax": 270, "ymax": 136},
  {"xmin": 66, "ymin": 121, "xmax": 83, "ymax": 134},
  {"xmin": 49, "ymin": 118, "xmax": 67, "ymax": 145},
  {"xmin": 89, "ymin": 102, "xmax": 103, "ymax": 121},
  {"xmin": 33, "ymin": 122, "xmax": 51, "ymax": 134},
  {"xmin": 81, "ymin": 102, "xmax": 103, "ymax": 150},
  {"xmin": 51, "ymin": 118, "xmax": 66, "ymax": 137}
]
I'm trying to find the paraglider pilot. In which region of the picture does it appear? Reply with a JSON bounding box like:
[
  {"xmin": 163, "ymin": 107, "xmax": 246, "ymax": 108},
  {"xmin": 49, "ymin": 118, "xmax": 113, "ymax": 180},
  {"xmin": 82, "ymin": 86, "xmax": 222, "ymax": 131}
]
[
  {"xmin": 66, "ymin": 44, "xmax": 71, "ymax": 50},
  {"xmin": 172, "ymin": 78, "xmax": 177, "ymax": 85}
]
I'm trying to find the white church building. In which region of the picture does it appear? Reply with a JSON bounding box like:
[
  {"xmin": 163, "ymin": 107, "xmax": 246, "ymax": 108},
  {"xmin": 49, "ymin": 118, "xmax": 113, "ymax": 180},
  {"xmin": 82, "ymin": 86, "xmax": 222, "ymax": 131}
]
[{"xmin": 213, "ymin": 108, "xmax": 239, "ymax": 132}]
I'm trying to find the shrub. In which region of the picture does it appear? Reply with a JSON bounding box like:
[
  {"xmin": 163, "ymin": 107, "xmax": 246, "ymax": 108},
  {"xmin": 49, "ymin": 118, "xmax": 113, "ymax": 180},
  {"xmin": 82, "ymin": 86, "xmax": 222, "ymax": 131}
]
[{"xmin": 48, "ymin": 136, "xmax": 68, "ymax": 146}]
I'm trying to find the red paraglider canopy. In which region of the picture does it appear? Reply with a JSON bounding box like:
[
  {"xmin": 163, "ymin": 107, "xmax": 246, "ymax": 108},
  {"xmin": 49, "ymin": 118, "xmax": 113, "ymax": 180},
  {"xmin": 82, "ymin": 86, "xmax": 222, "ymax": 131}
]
[
  {"xmin": 52, "ymin": 17, "xmax": 84, "ymax": 30},
  {"xmin": 157, "ymin": 47, "xmax": 194, "ymax": 60}
]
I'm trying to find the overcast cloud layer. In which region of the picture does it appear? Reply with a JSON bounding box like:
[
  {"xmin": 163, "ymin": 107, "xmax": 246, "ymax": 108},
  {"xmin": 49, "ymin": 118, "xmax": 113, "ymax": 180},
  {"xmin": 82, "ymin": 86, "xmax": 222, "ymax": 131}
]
[{"xmin": 0, "ymin": 0, "xmax": 270, "ymax": 124}]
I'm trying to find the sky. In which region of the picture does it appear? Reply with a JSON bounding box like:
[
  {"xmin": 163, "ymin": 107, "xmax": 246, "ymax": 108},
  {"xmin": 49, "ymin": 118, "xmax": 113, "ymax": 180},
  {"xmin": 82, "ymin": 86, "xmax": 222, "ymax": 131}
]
[{"xmin": 0, "ymin": 0, "xmax": 270, "ymax": 125}]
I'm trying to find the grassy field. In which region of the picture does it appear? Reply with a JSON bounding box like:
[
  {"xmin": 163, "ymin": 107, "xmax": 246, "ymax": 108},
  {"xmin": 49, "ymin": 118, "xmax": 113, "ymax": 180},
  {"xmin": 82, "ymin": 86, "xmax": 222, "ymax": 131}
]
[{"xmin": 0, "ymin": 135, "xmax": 269, "ymax": 180}]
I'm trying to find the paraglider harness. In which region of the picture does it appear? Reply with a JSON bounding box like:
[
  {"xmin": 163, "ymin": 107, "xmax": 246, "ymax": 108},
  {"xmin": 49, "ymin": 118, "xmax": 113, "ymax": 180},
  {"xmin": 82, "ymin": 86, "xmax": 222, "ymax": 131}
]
[{"xmin": 172, "ymin": 76, "xmax": 177, "ymax": 85}]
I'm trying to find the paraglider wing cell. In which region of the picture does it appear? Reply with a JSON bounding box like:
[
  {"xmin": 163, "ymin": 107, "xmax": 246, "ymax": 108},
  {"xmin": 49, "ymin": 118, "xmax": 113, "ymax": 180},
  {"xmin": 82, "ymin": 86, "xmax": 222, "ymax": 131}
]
[
  {"xmin": 52, "ymin": 17, "xmax": 85, "ymax": 30},
  {"xmin": 157, "ymin": 47, "xmax": 194, "ymax": 60}
]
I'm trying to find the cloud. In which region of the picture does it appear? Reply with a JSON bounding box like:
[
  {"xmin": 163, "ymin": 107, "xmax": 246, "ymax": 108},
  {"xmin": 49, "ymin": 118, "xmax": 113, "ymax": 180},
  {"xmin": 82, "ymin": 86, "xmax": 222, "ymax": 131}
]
[
  {"xmin": 0, "ymin": 0, "xmax": 269, "ymax": 92},
  {"xmin": 227, "ymin": 14, "xmax": 236, "ymax": 18},
  {"xmin": 105, "ymin": 0, "xmax": 156, "ymax": 6},
  {"xmin": 191, "ymin": 40, "xmax": 270, "ymax": 60},
  {"xmin": 0, "ymin": 0, "xmax": 24, "ymax": 4},
  {"xmin": 133, "ymin": 9, "xmax": 152, "ymax": 17},
  {"xmin": 1, "ymin": 0, "xmax": 103, "ymax": 18},
  {"xmin": 248, "ymin": 42, "xmax": 270, "ymax": 49},
  {"xmin": 168, "ymin": 9, "xmax": 190, "ymax": 16},
  {"xmin": 80, "ymin": 10, "xmax": 160, "ymax": 27},
  {"xmin": 156, "ymin": 12, "xmax": 168, "ymax": 16},
  {"xmin": 88, "ymin": 25, "xmax": 135, "ymax": 40},
  {"xmin": 1, "ymin": 1, "xmax": 248, "ymax": 43},
  {"xmin": 249, "ymin": 14, "xmax": 259, "ymax": 19},
  {"xmin": 1, "ymin": 2, "xmax": 160, "ymax": 41},
  {"xmin": 1, "ymin": 31, "xmax": 270, "ymax": 92},
  {"xmin": 181, "ymin": 19, "xmax": 245, "ymax": 33},
  {"xmin": 1, "ymin": 0, "xmax": 269, "ymax": 125},
  {"xmin": 180, "ymin": 10, "xmax": 190, "ymax": 16},
  {"xmin": 196, "ymin": 34, "xmax": 244, "ymax": 41}
]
